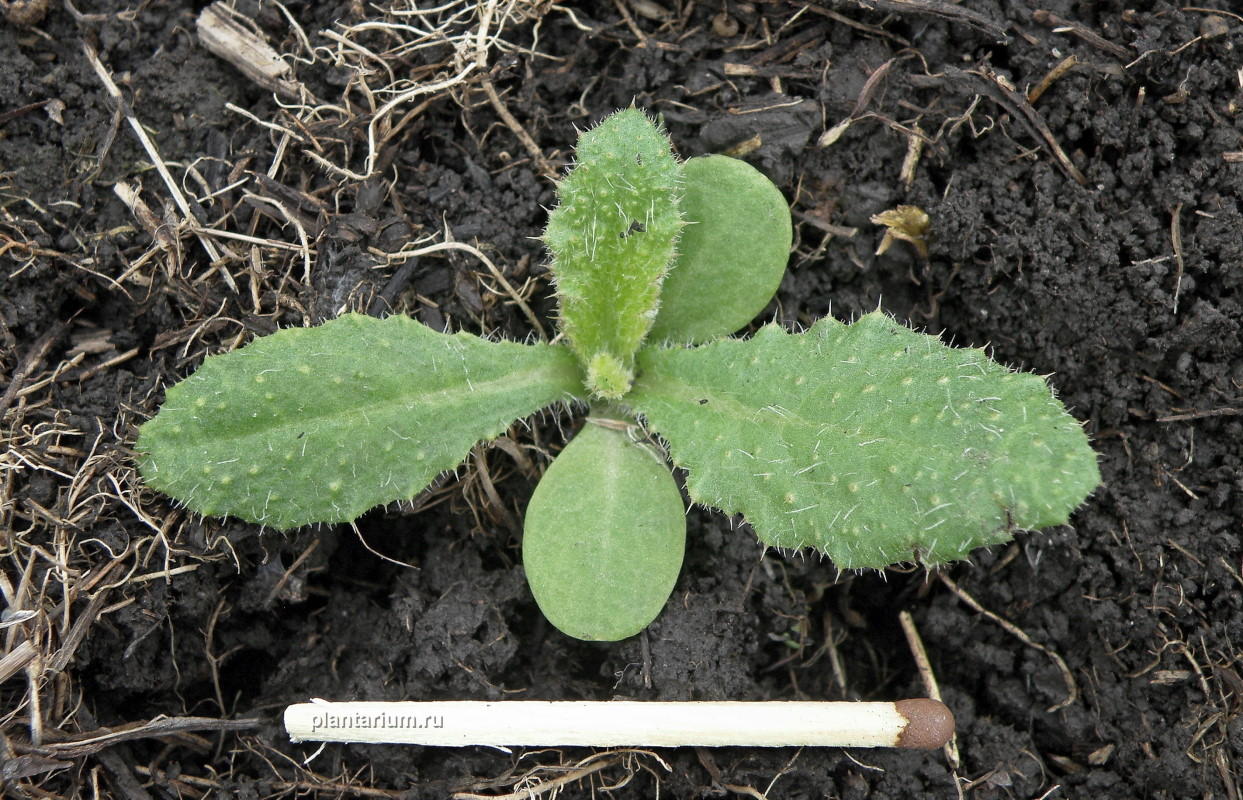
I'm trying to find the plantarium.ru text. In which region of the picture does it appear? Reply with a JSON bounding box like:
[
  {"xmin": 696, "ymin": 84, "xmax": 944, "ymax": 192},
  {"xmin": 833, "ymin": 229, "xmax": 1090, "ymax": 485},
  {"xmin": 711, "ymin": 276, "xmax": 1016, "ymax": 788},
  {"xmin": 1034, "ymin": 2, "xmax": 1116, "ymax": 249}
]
[{"xmin": 137, "ymin": 108, "xmax": 1100, "ymax": 641}]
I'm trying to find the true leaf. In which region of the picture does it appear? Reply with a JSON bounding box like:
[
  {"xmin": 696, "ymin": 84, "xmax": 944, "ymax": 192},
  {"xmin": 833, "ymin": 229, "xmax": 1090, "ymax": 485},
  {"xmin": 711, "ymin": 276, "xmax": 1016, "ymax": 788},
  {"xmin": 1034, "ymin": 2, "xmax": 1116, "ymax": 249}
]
[
  {"xmin": 543, "ymin": 108, "xmax": 683, "ymax": 397},
  {"xmin": 648, "ymin": 155, "xmax": 792, "ymax": 345},
  {"xmin": 523, "ymin": 418, "xmax": 686, "ymax": 641},
  {"xmin": 627, "ymin": 311, "xmax": 1100, "ymax": 568},
  {"xmin": 137, "ymin": 313, "xmax": 582, "ymax": 529}
]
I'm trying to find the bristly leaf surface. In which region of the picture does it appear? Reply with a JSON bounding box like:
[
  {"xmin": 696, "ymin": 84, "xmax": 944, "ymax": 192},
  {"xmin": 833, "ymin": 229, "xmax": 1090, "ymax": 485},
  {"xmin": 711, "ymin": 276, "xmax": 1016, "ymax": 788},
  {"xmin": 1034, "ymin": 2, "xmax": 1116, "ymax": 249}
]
[
  {"xmin": 137, "ymin": 313, "xmax": 582, "ymax": 529},
  {"xmin": 543, "ymin": 107, "xmax": 683, "ymax": 396},
  {"xmin": 628, "ymin": 311, "xmax": 1100, "ymax": 568}
]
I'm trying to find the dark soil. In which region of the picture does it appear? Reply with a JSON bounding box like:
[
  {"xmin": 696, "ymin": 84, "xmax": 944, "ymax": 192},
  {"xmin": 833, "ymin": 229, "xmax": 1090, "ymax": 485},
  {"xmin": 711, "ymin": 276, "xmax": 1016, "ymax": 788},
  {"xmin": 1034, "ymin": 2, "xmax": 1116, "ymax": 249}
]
[{"xmin": 3, "ymin": 1, "xmax": 1242, "ymax": 797}]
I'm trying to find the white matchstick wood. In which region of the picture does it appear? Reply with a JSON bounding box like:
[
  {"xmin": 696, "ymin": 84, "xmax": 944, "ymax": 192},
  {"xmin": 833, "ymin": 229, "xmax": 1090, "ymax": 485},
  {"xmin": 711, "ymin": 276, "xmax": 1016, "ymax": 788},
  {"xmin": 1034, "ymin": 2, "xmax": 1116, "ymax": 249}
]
[{"xmin": 284, "ymin": 699, "xmax": 953, "ymax": 749}]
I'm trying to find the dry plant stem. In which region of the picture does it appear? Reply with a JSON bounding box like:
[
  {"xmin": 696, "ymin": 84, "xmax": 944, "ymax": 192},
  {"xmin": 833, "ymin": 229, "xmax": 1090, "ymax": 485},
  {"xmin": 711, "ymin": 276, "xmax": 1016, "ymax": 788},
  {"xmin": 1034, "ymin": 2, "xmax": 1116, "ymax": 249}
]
[
  {"xmin": 305, "ymin": 62, "xmax": 478, "ymax": 181},
  {"xmin": 471, "ymin": 0, "xmax": 553, "ymax": 177},
  {"xmin": 1032, "ymin": 8, "xmax": 1133, "ymax": 59},
  {"xmin": 0, "ymin": 640, "xmax": 37, "ymax": 683},
  {"xmin": 944, "ymin": 66, "xmax": 1088, "ymax": 186},
  {"xmin": 826, "ymin": 0, "xmax": 1009, "ymax": 40},
  {"xmin": 0, "ymin": 318, "xmax": 70, "ymax": 421},
  {"xmin": 284, "ymin": 700, "xmax": 954, "ymax": 749},
  {"xmin": 196, "ymin": 2, "xmax": 306, "ymax": 100},
  {"xmin": 1170, "ymin": 202, "xmax": 1185, "ymax": 315},
  {"xmin": 480, "ymin": 76, "xmax": 554, "ymax": 178},
  {"xmin": 940, "ymin": 574, "xmax": 1079, "ymax": 711},
  {"xmin": 1027, "ymin": 54, "xmax": 1079, "ymax": 105},
  {"xmin": 82, "ymin": 42, "xmax": 238, "ymax": 291},
  {"xmin": 113, "ymin": 180, "xmax": 173, "ymax": 251},
  {"xmin": 11, "ymin": 716, "xmax": 262, "ymax": 760},
  {"xmin": 899, "ymin": 124, "xmax": 924, "ymax": 188},
  {"xmin": 309, "ymin": 0, "xmax": 510, "ymax": 182},
  {"xmin": 899, "ymin": 609, "xmax": 961, "ymax": 771},
  {"xmin": 818, "ymin": 54, "xmax": 912, "ymax": 147},
  {"xmin": 452, "ymin": 754, "xmax": 622, "ymax": 800},
  {"xmin": 380, "ymin": 239, "xmax": 546, "ymax": 337}
]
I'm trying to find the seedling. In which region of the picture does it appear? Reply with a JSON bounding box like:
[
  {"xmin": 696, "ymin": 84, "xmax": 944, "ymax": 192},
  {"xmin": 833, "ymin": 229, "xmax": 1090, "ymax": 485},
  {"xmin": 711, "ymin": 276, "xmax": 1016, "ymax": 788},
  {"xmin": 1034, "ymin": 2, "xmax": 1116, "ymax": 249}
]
[{"xmin": 137, "ymin": 108, "xmax": 1100, "ymax": 642}]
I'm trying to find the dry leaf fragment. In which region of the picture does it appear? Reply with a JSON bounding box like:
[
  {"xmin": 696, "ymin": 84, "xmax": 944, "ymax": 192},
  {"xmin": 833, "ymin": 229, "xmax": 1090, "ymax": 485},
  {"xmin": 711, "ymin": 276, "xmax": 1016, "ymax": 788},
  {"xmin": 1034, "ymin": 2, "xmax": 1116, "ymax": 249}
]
[
  {"xmin": 1, "ymin": 0, "xmax": 48, "ymax": 26},
  {"xmin": 196, "ymin": 2, "xmax": 304, "ymax": 99},
  {"xmin": 871, "ymin": 205, "xmax": 930, "ymax": 258}
]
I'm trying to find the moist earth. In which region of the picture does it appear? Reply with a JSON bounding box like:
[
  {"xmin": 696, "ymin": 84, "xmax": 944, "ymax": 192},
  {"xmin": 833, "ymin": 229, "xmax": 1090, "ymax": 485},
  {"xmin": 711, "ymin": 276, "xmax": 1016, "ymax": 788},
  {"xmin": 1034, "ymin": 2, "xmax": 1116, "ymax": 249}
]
[{"xmin": 2, "ymin": 1, "xmax": 1241, "ymax": 798}]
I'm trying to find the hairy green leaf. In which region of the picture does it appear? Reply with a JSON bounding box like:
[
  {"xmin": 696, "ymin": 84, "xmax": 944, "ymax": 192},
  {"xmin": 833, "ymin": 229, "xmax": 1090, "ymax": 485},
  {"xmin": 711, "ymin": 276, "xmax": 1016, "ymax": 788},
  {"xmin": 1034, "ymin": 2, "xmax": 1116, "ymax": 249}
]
[
  {"xmin": 648, "ymin": 155, "xmax": 792, "ymax": 345},
  {"xmin": 137, "ymin": 313, "xmax": 582, "ymax": 529},
  {"xmin": 523, "ymin": 419, "xmax": 686, "ymax": 641},
  {"xmin": 544, "ymin": 108, "xmax": 683, "ymax": 397},
  {"xmin": 628, "ymin": 311, "xmax": 1100, "ymax": 568}
]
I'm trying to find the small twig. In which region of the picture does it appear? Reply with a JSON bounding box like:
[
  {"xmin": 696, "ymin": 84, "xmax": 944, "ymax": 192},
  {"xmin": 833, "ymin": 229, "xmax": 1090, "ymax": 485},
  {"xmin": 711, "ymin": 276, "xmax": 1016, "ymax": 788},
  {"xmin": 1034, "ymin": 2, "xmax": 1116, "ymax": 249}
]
[
  {"xmin": 265, "ymin": 540, "xmax": 320, "ymax": 606},
  {"xmin": 819, "ymin": 54, "xmax": 913, "ymax": 147},
  {"xmin": 899, "ymin": 124, "xmax": 925, "ymax": 189},
  {"xmin": 0, "ymin": 99, "xmax": 52, "ymax": 126},
  {"xmin": 1156, "ymin": 407, "xmax": 1241, "ymax": 423},
  {"xmin": 185, "ymin": 225, "xmax": 309, "ymax": 252},
  {"xmin": 1032, "ymin": 9, "xmax": 1132, "ymax": 60},
  {"xmin": 944, "ymin": 66, "xmax": 1088, "ymax": 186},
  {"xmin": 196, "ymin": 2, "xmax": 307, "ymax": 100},
  {"xmin": 453, "ymin": 754, "xmax": 622, "ymax": 800},
  {"xmin": 0, "ymin": 640, "xmax": 37, "ymax": 684},
  {"xmin": 75, "ymin": 707, "xmax": 156, "ymax": 800},
  {"xmin": 792, "ymin": 210, "xmax": 858, "ymax": 239},
  {"xmin": 72, "ymin": 347, "xmax": 140, "ymax": 383},
  {"xmin": 697, "ymin": 748, "xmax": 768, "ymax": 800},
  {"xmin": 127, "ymin": 564, "xmax": 201, "ymax": 584},
  {"xmin": 1170, "ymin": 202, "xmax": 1185, "ymax": 315},
  {"xmin": 1027, "ymin": 54, "xmax": 1079, "ymax": 105},
  {"xmin": 480, "ymin": 76, "xmax": 554, "ymax": 178},
  {"xmin": 14, "ymin": 716, "xmax": 263, "ymax": 759},
  {"xmin": 0, "ymin": 317, "xmax": 72, "ymax": 421},
  {"xmin": 45, "ymin": 585, "xmax": 114, "ymax": 673},
  {"xmin": 368, "ymin": 259, "xmax": 419, "ymax": 316},
  {"xmin": 82, "ymin": 42, "xmax": 238, "ymax": 290},
  {"xmin": 377, "ymin": 240, "xmax": 545, "ymax": 338},
  {"xmin": 900, "ymin": 609, "xmax": 960, "ymax": 770},
  {"xmin": 940, "ymin": 574, "xmax": 1078, "ymax": 712},
  {"xmin": 611, "ymin": 0, "xmax": 655, "ymax": 48},
  {"xmin": 113, "ymin": 180, "xmax": 178, "ymax": 253},
  {"xmin": 802, "ymin": 4, "xmax": 908, "ymax": 43},
  {"xmin": 812, "ymin": 0, "xmax": 1008, "ymax": 42}
]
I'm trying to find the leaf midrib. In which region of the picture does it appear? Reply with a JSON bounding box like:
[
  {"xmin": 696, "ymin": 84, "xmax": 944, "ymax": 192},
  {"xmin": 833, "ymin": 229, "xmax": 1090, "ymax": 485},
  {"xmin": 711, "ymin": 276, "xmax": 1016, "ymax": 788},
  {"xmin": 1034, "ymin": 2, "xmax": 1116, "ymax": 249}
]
[
  {"xmin": 632, "ymin": 365, "xmax": 821, "ymax": 434},
  {"xmin": 173, "ymin": 356, "xmax": 582, "ymax": 447}
]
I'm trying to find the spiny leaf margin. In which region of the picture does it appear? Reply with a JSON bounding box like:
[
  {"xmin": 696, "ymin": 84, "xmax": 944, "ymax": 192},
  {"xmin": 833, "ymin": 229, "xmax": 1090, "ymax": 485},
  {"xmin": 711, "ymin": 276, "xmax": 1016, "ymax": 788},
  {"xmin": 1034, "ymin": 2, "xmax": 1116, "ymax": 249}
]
[
  {"xmin": 627, "ymin": 311, "xmax": 1100, "ymax": 568},
  {"xmin": 137, "ymin": 313, "xmax": 583, "ymax": 529}
]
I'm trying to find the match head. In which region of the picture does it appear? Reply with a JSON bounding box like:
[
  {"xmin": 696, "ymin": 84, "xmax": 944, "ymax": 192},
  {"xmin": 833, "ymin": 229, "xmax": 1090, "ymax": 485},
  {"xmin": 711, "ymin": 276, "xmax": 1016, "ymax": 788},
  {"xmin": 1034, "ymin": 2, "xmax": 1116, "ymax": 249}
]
[{"xmin": 894, "ymin": 698, "xmax": 955, "ymax": 749}]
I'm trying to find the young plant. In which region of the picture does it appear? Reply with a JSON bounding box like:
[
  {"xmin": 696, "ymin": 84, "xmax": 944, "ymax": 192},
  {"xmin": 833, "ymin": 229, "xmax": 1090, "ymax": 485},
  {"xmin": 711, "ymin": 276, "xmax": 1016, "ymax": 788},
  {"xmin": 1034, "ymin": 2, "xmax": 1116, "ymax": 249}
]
[{"xmin": 137, "ymin": 108, "xmax": 1100, "ymax": 642}]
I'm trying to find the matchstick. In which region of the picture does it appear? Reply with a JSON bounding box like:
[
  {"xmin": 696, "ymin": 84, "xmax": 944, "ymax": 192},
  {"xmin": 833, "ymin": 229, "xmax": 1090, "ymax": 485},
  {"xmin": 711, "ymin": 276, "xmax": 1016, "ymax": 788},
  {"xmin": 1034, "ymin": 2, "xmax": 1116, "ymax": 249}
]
[{"xmin": 284, "ymin": 699, "xmax": 953, "ymax": 749}]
